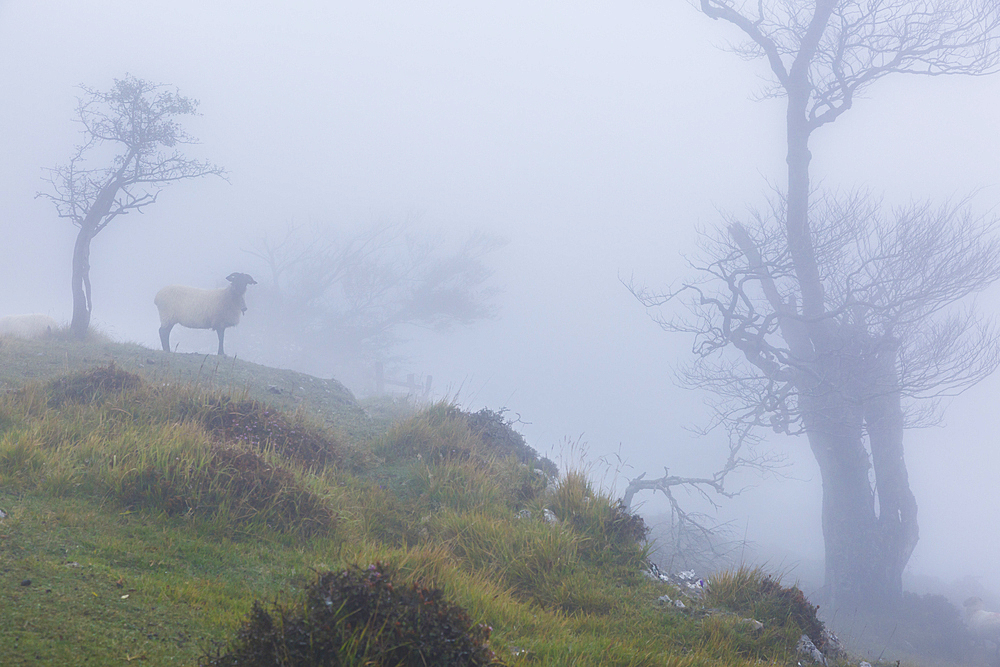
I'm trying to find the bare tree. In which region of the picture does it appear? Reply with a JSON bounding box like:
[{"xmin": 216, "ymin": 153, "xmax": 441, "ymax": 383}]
[
  {"xmin": 37, "ymin": 75, "xmax": 225, "ymax": 339},
  {"xmin": 242, "ymin": 222, "xmax": 502, "ymax": 389},
  {"xmin": 636, "ymin": 0, "xmax": 1000, "ymax": 611},
  {"xmin": 634, "ymin": 188, "xmax": 1000, "ymax": 608}
]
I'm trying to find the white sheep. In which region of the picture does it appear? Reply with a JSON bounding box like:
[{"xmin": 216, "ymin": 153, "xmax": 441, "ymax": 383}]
[
  {"xmin": 965, "ymin": 597, "xmax": 1000, "ymax": 653},
  {"xmin": 0, "ymin": 314, "xmax": 59, "ymax": 339},
  {"xmin": 154, "ymin": 272, "xmax": 257, "ymax": 356}
]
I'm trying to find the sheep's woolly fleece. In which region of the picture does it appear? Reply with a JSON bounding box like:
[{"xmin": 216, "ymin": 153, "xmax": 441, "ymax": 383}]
[
  {"xmin": 154, "ymin": 272, "xmax": 257, "ymax": 356},
  {"xmin": 965, "ymin": 597, "xmax": 1000, "ymax": 640}
]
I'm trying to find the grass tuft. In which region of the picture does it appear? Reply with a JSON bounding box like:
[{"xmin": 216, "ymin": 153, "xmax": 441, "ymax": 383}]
[
  {"xmin": 110, "ymin": 437, "xmax": 338, "ymax": 536},
  {"xmin": 548, "ymin": 469, "xmax": 649, "ymax": 568},
  {"xmin": 191, "ymin": 393, "xmax": 366, "ymax": 471},
  {"xmin": 465, "ymin": 407, "xmax": 558, "ymax": 476},
  {"xmin": 706, "ymin": 565, "xmax": 824, "ymax": 651},
  {"xmin": 377, "ymin": 402, "xmax": 556, "ymax": 478},
  {"xmin": 45, "ymin": 362, "xmax": 143, "ymax": 406},
  {"xmin": 0, "ymin": 374, "xmax": 343, "ymax": 536}
]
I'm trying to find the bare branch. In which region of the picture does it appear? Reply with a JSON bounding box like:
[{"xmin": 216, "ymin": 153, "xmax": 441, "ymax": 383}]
[
  {"xmin": 633, "ymin": 189, "xmax": 1000, "ymax": 434},
  {"xmin": 37, "ymin": 75, "xmax": 226, "ymax": 234},
  {"xmin": 625, "ymin": 421, "xmax": 786, "ymax": 569},
  {"xmin": 699, "ymin": 0, "xmax": 1000, "ymax": 129}
]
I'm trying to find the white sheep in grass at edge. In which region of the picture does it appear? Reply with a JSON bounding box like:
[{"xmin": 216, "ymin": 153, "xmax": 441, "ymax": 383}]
[
  {"xmin": 154, "ymin": 272, "xmax": 257, "ymax": 356},
  {"xmin": 0, "ymin": 314, "xmax": 59, "ymax": 339},
  {"xmin": 965, "ymin": 597, "xmax": 1000, "ymax": 655}
]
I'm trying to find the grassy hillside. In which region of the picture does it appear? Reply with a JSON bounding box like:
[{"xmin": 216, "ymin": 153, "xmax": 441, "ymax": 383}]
[{"xmin": 0, "ymin": 336, "xmax": 873, "ymax": 666}]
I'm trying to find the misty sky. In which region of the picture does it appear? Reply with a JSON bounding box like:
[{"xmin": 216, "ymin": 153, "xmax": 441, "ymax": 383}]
[{"xmin": 2, "ymin": 1, "xmax": 999, "ymax": 597}]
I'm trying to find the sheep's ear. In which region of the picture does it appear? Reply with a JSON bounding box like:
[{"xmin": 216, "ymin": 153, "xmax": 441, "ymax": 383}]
[{"xmin": 226, "ymin": 273, "xmax": 237, "ymax": 282}]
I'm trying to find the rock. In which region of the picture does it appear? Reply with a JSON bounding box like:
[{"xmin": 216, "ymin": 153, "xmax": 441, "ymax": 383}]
[
  {"xmin": 645, "ymin": 562, "xmax": 670, "ymax": 582},
  {"xmin": 509, "ymin": 646, "xmax": 531, "ymax": 659},
  {"xmin": 649, "ymin": 566, "xmax": 707, "ymax": 598},
  {"xmin": 543, "ymin": 509, "xmax": 559, "ymax": 525},
  {"xmin": 657, "ymin": 594, "xmax": 673, "ymax": 605},
  {"xmin": 820, "ymin": 628, "xmax": 846, "ymax": 659},
  {"xmin": 796, "ymin": 634, "xmax": 826, "ymax": 665},
  {"xmin": 515, "ymin": 509, "xmax": 532, "ymax": 520},
  {"xmin": 20, "ymin": 579, "xmax": 30, "ymax": 587}
]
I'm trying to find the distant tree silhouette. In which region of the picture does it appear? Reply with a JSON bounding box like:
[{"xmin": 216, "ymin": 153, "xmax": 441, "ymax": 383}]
[{"xmin": 242, "ymin": 222, "xmax": 501, "ymax": 390}]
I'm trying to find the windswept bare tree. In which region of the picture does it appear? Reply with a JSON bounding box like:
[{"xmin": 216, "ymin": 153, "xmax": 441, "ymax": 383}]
[
  {"xmin": 632, "ymin": 1, "xmax": 1000, "ymax": 609},
  {"xmin": 38, "ymin": 75, "xmax": 225, "ymax": 339},
  {"xmin": 242, "ymin": 222, "xmax": 502, "ymax": 389},
  {"xmin": 635, "ymin": 190, "xmax": 1000, "ymax": 608}
]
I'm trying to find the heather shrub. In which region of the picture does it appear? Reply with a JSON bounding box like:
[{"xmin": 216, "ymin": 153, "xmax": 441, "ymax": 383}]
[{"xmin": 203, "ymin": 562, "xmax": 501, "ymax": 666}]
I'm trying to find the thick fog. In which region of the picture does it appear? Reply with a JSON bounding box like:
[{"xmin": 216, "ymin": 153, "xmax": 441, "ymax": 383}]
[{"xmin": 2, "ymin": 1, "xmax": 999, "ymax": 602}]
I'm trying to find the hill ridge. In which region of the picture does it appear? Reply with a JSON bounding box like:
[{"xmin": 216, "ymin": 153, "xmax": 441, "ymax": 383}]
[{"xmin": 0, "ymin": 336, "xmax": 374, "ymax": 442}]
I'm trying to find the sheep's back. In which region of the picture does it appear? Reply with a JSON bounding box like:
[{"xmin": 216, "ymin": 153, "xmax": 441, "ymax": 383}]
[
  {"xmin": 0, "ymin": 314, "xmax": 58, "ymax": 339},
  {"xmin": 969, "ymin": 609, "xmax": 1000, "ymax": 637},
  {"xmin": 155, "ymin": 286, "xmax": 242, "ymax": 330}
]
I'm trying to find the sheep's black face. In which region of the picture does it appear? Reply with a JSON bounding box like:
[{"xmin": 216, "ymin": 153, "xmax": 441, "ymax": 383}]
[{"xmin": 226, "ymin": 272, "xmax": 257, "ymax": 288}]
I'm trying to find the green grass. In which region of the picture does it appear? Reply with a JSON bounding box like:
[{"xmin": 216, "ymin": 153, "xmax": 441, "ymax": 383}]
[{"xmin": 0, "ymin": 340, "xmax": 878, "ymax": 666}]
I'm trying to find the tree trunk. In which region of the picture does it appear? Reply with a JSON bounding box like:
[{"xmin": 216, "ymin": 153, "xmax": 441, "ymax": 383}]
[
  {"xmin": 798, "ymin": 336, "xmax": 917, "ymax": 611},
  {"xmin": 69, "ymin": 177, "xmax": 119, "ymax": 340},
  {"xmin": 863, "ymin": 343, "xmax": 918, "ymax": 606},
  {"xmin": 783, "ymin": 63, "xmax": 918, "ymax": 610},
  {"xmin": 70, "ymin": 225, "xmax": 95, "ymax": 340},
  {"xmin": 800, "ymin": 377, "xmax": 876, "ymax": 609},
  {"xmin": 785, "ymin": 88, "xmax": 826, "ymax": 324},
  {"xmin": 804, "ymin": 399, "xmax": 915, "ymax": 609}
]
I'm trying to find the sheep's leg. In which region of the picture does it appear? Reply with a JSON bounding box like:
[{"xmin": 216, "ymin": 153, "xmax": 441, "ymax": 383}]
[
  {"xmin": 159, "ymin": 324, "xmax": 174, "ymax": 352},
  {"xmin": 216, "ymin": 328, "xmax": 226, "ymax": 356}
]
